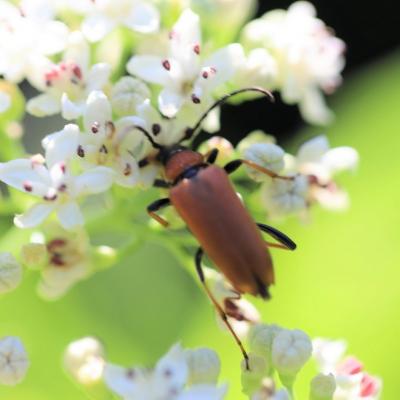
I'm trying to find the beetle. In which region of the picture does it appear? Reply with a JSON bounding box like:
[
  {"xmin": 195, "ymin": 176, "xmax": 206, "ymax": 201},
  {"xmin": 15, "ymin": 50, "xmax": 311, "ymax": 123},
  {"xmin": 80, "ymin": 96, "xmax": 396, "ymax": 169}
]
[{"xmin": 134, "ymin": 88, "xmax": 296, "ymax": 368}]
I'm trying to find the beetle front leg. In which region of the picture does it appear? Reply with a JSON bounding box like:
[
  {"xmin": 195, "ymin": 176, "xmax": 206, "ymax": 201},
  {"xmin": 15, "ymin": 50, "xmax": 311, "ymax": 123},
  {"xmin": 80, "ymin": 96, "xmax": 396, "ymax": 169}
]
[
  {"xmin": 147, "ymin": 198, "xmax": 171, "ymax": 227},
  {"xmin": 195, "ymin": 248, "xmax": 250, "ymax": 370},
  {"xmin": 224, "ymin": 159, "xmax": 293, "ymax": 181},
  {"xmin": 257, "ymin": 223, "xmax": 297, "ymax": 250},
  {"xmin": 204, "ymin": 148, "xmax": 219, "ymax": 164}
]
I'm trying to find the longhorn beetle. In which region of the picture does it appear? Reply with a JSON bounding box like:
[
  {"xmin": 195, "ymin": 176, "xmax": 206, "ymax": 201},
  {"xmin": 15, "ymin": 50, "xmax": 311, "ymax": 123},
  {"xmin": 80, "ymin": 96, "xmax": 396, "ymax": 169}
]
[{"xmin": 134, "ymin": 88, "xmax": 296, "ymax": 369}]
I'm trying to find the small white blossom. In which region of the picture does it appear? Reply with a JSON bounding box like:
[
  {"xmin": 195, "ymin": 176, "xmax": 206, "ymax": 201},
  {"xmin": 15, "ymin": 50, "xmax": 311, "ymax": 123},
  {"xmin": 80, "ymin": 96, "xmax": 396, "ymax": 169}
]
[
  {"xmin": 0, "ymin": 253, "xmax": 22, "ymax": 294},
  {"xmin": 77, "ymin": 0, "xmax": 160, "ymax": 42},
  {"xmin": 313, "ymin": 338, "xmax": 347, "ymax": 375},
  {"xmin": 310, "ymin": 373, "xmax": 336, "ymax": 400},
  {"xmin": 262, "ymin": 175, "xmax": 309, "ymax": 218},
  {"xmin": 128, "ymin": 9, "xmax": 244, "ymax": 117},
  {"xmin": 0, "ymin": 336, "xmax": 29, "ymax": 386},
  {"xmin": 0, "ymin": 0, "xmax": 68, "ymax": 86},
  {"xmin": 244, "ymin": 143, "xmax": 285, "ymax": 182},
  {"xmin": 241, "ymin": 353, "xmax": 268, "ymax": 396},
  {"xmin": 241, "ymin": 1, "xmax": 345, "ymax": 125},
  {"xmin": 248, "ymin": 324, "xmax": 282, "ymax": 366},
  {"xmin": 27, "ymin": 32, "xmax": 111, "ymax": 119},
  {"xmin": 271, "ymin": 329, "xmax": 312, "ymax": 379},
  {"xmin": 184, "ymin": 348, "xmax": 221, "ymax": 385},
  {"xmin": 0, "ymin": 153, "xmax": 114, "ymax": 230},
  {"xmin": 111, "ymin": 76, "xmax": 151, "ymax": 116},
  {"xmin": 64, "ymin": 337, "xmax": 105, "ymax": 385}
]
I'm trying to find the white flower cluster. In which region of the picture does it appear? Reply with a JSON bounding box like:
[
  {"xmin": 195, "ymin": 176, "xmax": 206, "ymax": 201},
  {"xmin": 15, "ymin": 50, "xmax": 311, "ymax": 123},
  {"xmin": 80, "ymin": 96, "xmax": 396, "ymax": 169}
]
[
  {"xmin": 241, "ymin": 133, "xmax": 358, "ymax": 220},
  {"xmin": 64, "ymin": 338, "xmax": 226, "ymax": 400},
  {"xmin": 313, "ymin": 339, "xmax": 381, "ymax": 400}
]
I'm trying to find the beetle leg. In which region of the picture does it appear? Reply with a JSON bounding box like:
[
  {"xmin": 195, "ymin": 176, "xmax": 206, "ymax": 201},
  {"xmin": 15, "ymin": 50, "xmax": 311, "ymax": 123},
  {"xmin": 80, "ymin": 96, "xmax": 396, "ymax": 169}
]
[
  {"xmin": 195, "ymin": 248, "xmax": 250, "ymax": 370},
  {"xmin": 224, "ymin": 159, "xmax": 293, "ymax": 181},
  {"xmin": 204, "ymin": 148, "xmax": 219, "ymax": 164},
  {"xmin": 153, "ymin": 179, "xmax": 171, "ymax": 188},
  {"xmin": 147, "ymin": 198, "xmax": 171, "ymax": 227},
  {"xmin": 257, "ymin": 223, "xmax": 297, "ymax": 250}
]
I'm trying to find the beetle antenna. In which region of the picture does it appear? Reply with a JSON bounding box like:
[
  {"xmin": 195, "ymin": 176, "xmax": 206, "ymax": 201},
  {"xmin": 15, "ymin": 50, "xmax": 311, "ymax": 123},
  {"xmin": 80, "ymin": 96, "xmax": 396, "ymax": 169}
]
[
  {"xmin": 181, "ymin": 87, "xmax": 274, "ymax": 143},
  {"xmin": 133, "ymin": 125, "xmax": 164, "ymax": 150}
]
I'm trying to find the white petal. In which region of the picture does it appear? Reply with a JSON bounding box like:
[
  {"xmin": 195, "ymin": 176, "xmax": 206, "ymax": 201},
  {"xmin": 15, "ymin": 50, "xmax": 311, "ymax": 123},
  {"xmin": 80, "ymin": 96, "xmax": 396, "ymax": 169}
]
[
  {"xmin": 314, "ymin": 187, "xmax": 349, "ymax": 211},
  {"xmin": 14, "ymin": 203, "xmax": 54, "ymax": 228},
  {"xmin": 299, "ymin": 88, "xmax": 333, "ymax": 126},
  {"xmin": 154, "ymin": 344, "xmax": 188, "ymax": 392},
  {"xmin": 127, "ymin": 55, "xmax": 170, "ymax": 86},
  {"xmin": 64, "ymin": 31, "xmax": 90, "ymax": 71},
  {"xmin": 86, "ymin": 63, "xmax": 111, "ymax": 92},
  {"xmin": 26, "ymin": 93, "xmax": 60, "ymax": 117},
  {"xmin": 83, "ymin": 90, "xmax": 112, "ymax": 134},
  {"xmin": 57, "ymin": 202, "xmax": 84, "ymax": 229},
  {"xmin": 123, "ymin": 2, "xmax": 160, "ymax": 33},
  {"xmin": 158, "ymin": 88, "xmax": 185, "ymax": 118},
  {"xmin": 42, "ymin": 124, "xmax": 80, "ymax": 168},
  {"xmin": 0, "ymin": 159, "xmax": 51, "ymax": 194},
  {"xmin": 73, "ymin": 167, "xmax": 114, "ymax": 196},
  {"xmin": 38, "ymin": 21, "xmax": 69, "ymax": 55},
  {"xmin": 297, "ymin": 135, "xmax": 330, "ymax": 164},
  {"xmin": 0, "ymin": 91, "xmax": 11, "ymax": 113},
  {"xmin": 322, "ymin": 147, "xmax": 359, "ymax": 175},
  {"xmin": 82, "ymin": 14, "xmax": 115, "ymax": 42},
  {"xmin": 61, "ymin": 93, "xmax": 85, "ymax": 120},
  {"xmin": 114, "ymin": 154, "xmax": 140, "ymax": 188},
  {"xmin": 178, "ymin": 384, "xmax": 228, "ymax": 400},
  {"xmin": 202, "ymin": 44, "xmax": 245, "ymax": 87},
  {"xmin": 104, "ymin": 364, "xmax": 138, "ymax": 398}
]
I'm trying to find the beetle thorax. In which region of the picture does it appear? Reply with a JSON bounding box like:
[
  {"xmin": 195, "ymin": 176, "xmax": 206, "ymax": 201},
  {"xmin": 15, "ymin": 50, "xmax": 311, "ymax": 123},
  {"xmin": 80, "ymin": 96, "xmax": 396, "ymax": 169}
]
[{"xmin": 164, "ymin": 150, "xmax": 204, "ymax": 182}]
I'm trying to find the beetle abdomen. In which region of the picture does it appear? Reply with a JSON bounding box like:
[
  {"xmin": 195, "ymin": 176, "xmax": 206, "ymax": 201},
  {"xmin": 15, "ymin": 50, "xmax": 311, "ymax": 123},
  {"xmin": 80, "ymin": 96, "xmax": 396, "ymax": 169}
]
[{"xmin": 170, "ymin": 165, "xmax": 274, "ymax": 297}]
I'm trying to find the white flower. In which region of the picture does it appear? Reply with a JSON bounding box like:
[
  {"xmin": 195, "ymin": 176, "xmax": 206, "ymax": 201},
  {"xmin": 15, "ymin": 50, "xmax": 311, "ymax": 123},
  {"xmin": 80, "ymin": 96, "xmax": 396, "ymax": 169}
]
[
  {"xmin": 310, "ymin": 373, "xmax": 336, "ymax": 400},
  {"xmin": 271, "ymin": 329, "xmax": 312, "ymax": 378},
  {"xmin": 26, "ymin": 32, "xmax": 111, "ymax": 119},
  {"xmin": 128, "ymin": 9, "xmax": 244, "ymax": 117},
  {"xmin": 36, "ymin": 226, "xmax": 93, "ymax": 300},
  {"xmin": 293, "ymin": 135, "xmax": 358, "ymax": 211},
  {"xmin": 0, "ymin": 90, "xmax": 11, "ymax": 113},
  {"xmin": 313, "ymin": 338, "xmax": 347, "ymax": 375},
  {"xmin": 184, "ymin": 348, "xmax": 220, "ymax": 385},
  {"xmin": 105, "ymin": 343, "xmax": 227, "ymax": 399},
  {"xmin": 72, "ymin": 91, "xmax": 142, "ymax": 187},
  {"xmin": 78, "ymin": 0, "xmax": 160, "ymax": 42},
  {"xmin": 64, "ymin": 337, "xmax": 105, "ymax": 385},
  {"xmin": 244, "ymin": 143, "xmax": 285, "ymax": 182},
  {"xmin": 241, "ymin": 1, "xmax": 345, "ymax": 125},
  {"xmin": 0, "ymin": 0, "xmax": 68, "ymax": 85},
  {"xmin": 0, "ymin": 336, "xmax": 29, "ymax": 386},
  {"xmin": 0, "ymin": 253, "xmax": 22, "ymax": 294},
  {"xmin": 0, "ymin": 154, "xmax": 114, "ymax": 230},
  {"xmin": 111, "ymin": 76, "xmax": 151, "ymax": 116},
  {"xmin": 248, "ymin": 324, "xmax": 282, "ymax": 367},
  {"xmin": 261, "ymin": 174, "xmax": 309, "ymax": 218}
]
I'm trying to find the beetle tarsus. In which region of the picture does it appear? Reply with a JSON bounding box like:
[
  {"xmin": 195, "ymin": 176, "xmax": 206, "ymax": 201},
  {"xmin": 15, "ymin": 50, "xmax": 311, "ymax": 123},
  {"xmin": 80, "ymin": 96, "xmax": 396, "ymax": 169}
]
[
  {"xmin": 147, "ymin": 198, "xmax": 171, "ymax": 227},
  {"xmin": 205, "ymin": 148, "xmax": 219, "ymax": 164}
]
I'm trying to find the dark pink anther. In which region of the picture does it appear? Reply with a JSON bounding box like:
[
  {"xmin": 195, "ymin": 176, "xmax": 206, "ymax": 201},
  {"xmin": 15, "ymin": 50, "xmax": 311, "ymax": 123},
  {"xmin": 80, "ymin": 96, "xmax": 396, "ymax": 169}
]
[
  {"xmin": 60, "ymin": 163, "xmax": 66, "ymax": 174},
  {"xmin": 191, "ymin": 94, "xmax": 201, "ymax": 104},
  {"xmin": 47, "ymin": 238, "xmax": 67, "ymax": 252},
  {"xmin": 51, "ymin": 253, "xmax": 65, "ymax": 267},
  {"xmin": 202, "ymin": 71, "xmax": 209, "ymax": 79},
  {"xmin": 123, "ymin": 163, "xmax": 132, "ymax": 176},
  {"xmin": 77, "ymin": 145, "xmax": 85, "ymax": 158},
  {"xmin": 360, "ymin": 374, "xmax": 380, "ymax": 397},
  {"xmin": 72, "ymin": 64, "xmax": 82, "ymax": 80},
  {"xmin": 91, "ymin": 122, "xmax": 100, "ymax": 133},
  {"xmin": 162, "ymin": 59, "xmax": 171, "ymax": 71},
  {"xmin": 193, "ymin": 44, "xmax": 200, "ymax": 55},
  {"xmin": 58, "ymin": 184, "xmax": 67, "ymax": 192},
  {"xmin": 43, "ymin": 193, "xmax": 58, "ymax": 201},
  {"xmin": 337, "ymin": 357, "xmax": 363, "ymax": 375},
  {"xmin": 23, "ymin": 182, "xmax": 33, "ymax": 192}
]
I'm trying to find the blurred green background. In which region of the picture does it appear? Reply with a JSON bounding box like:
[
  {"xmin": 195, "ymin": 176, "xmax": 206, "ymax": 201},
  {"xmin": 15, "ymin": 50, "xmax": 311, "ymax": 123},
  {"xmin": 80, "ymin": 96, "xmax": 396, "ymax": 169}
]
[{"xmin": 1, "ymin": 50, "xmax": 400, "ymax": 399}]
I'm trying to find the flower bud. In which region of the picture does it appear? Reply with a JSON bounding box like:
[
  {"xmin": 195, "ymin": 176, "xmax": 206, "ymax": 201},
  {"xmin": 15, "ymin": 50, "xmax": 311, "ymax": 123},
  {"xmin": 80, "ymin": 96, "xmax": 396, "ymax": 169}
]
[
  {"xmin": 111, "ymin": 76, "xmax": 150, "ymax": 116},
  {"xmin": 0, "ymin": 336, "xmax": 29, "ymax": 386},
  {"xmin": 21, "ymin": 243, "xmax": 47, "ymax": 269},
  {"xmin": 310, "ymin": 373, "xmax": 336, "ymax": 400},
  {"xmin": 244, "ymin": 143, "xmax": 285, "ymax": 182},
  {"xmin": 241, "ymin": 353, "xmax": 268, "ymax": 396},
  {"xmin": 248, "ymin": 324, "xmax": 282, "ymax": 362},
  {"xmin": 272, "ymin": 329, "xmax": 312, "ymax": 385},
  {"xmin": 64, "ymin": 337, "xmax": 105, "ymax": 385},
  {"xmin": 185, "ymin": 347, "xmax": 221, "ymax": 385},
  {"xmin": 0, "ymin": 253, "xmax": 22, "ymax": 294}
]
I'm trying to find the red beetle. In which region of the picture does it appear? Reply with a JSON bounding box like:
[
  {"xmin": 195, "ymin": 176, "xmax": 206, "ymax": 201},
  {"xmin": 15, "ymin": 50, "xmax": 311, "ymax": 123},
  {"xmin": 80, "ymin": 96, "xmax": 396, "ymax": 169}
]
[{"xmin": 135, "ymin": 88, "xmax": 296, "ymax": 368}]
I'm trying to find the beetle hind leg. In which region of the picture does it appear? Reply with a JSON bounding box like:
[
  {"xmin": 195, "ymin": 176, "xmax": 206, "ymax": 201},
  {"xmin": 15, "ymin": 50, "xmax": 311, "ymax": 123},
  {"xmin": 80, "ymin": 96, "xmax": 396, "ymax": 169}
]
[
  {"xmin": 257, "ymin": 223, "xmax": 296, "ymax": 250},
  {"xmin": 147, "ymin": 198, "xmax": 171, "ymax": 227},
  {"xmin": 195, "ymin": 248, "xmax": 250, "ymax": 370}
]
